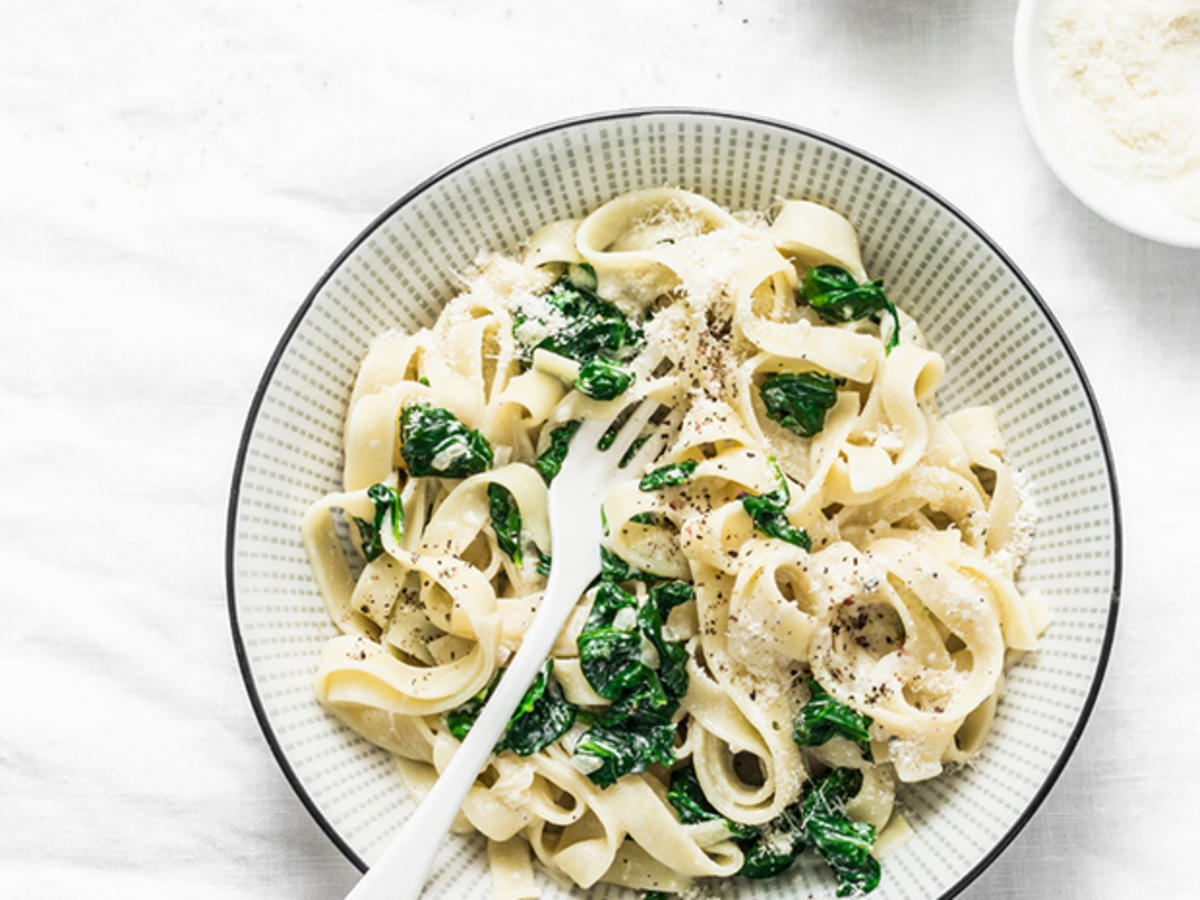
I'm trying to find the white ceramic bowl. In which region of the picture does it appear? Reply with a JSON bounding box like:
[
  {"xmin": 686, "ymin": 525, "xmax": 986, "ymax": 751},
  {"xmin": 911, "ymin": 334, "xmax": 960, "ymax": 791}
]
[
  {"xmin": 227, "ymin": 109, "xmax": 1121, "ymax": 899},
  {"xmin": 1014, "ymin": 0, "xmax": 1200, "ymax": 247}
]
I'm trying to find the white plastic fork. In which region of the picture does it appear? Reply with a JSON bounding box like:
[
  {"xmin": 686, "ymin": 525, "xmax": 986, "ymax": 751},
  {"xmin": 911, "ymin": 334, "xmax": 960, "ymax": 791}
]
[{"xmin": 345, "ymin": 397, "xmax": 660, "ymax": 900}]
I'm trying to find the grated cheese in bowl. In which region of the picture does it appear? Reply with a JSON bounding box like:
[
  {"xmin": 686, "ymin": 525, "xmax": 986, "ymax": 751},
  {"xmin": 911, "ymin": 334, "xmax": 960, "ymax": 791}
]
[{"xmin": 1046, "ymin": 0, "xmax": 1200, "ymax": 220}]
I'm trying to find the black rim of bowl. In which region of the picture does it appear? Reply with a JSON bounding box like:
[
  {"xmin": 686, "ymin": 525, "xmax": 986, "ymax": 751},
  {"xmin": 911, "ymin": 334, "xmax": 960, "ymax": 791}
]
[{"xmin": 225, "ymin": 107, "xmax": 1122, "ymax": 896}]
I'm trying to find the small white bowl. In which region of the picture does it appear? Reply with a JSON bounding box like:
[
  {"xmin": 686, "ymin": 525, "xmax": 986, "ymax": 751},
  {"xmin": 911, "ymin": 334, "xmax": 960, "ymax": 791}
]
[{"xmin": 1014, "ymin": 0, "xmax": 1200, "ymax": 247}]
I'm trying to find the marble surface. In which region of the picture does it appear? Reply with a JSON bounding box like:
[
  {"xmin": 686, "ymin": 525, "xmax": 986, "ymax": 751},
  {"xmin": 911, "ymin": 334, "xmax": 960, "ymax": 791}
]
[{"xmin": 1, "ymin": 1, "xmax": 1194, "ymax": 897}]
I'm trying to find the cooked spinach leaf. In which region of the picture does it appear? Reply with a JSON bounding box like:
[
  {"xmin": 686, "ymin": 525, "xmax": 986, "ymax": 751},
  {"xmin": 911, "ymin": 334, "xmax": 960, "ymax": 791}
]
[
  {"xmin": 666, "ymin": 764, "xmax": 720, "ymax": 825},
  {"xmin": 740, "ymin": 461, "xmax": 812, "ymax": 550},
  {"xmin": 352, "ymin": 482, "xmax": 405, "ymax": 563},
  {"xmin": 802, "ymin": 265, "xmax": 900, "ymax": 353},
  {"xmin": 803, "ymin": 768, "xmax": 880, "ymax": 896},
  {"xmin": 574, "ymin": 718, "xmax": 676, "ymax": 788},
  {"xmin": 715, "ymin": 767, "xmax": 879, "ymax": 888},
  {"xmin": 513, "ymin": 279, "xmax": 641, "ymax": 364},
  {"xmin": 577, "ymin": 628, "xmax": 653, "ymax": 701},
  {"xmin": 661, "ymin": 764, "xmax": 881, "ymax": 890},
  {"xmin": 572, "ymin": 568, "xmax": 692, "ymax": 788},
  {"xmin": 648, "ymin": 579, "xmax": 693, "ymax": 618},
  {"xmin": 638, "ymin": 586, "xmax": 690, "ymax": 698},
  {"xmin": 445, "ymin": 661, "xmax": 576, "ymax": 757},
  {"xmin": 584, "ymin": 579, "xmax": 638, "ymax": 632},
  {"xmin": 499, "ymin": 660, "xmax": 576, "ymax": 756},
  {"xmin": 445, "ymin": 671, "xmax": 502, "ymax": 741},
  {"xmin": 742, "ymin": 494, "xmax": 812, "ymax": 550},
  {"xmin": 737, "ymin": 805, "xmax": 808, "ymax": 879},
  {"xmin": 600, "ymin": 545, "xmax": 658, "ymax": 584},
  {"xmin": 487, "ymin": 483, "xmax": 523, "ymax": 566},
  {"xmin": 638, "ymin": 460, "xmax": 698, "ymax": 491},
  {"xmin": 576, "ymin": 356, "xmax": 635, "ymax": 401},
  {"xmin": 760, "ymin": 372, "xmax": 843, "ymax": 438},
  {"xmin": 666, "ymin": 765, "xmax": 760, "ymax": 841},
  {"xmin": 618, "ymin": 434, "xmax": 649, "ymax": 468},
  {"xmin": 587, "ymin": 581, "xmax": 690, "ymax": 726},
  {"xmin": 804, "ymin": 766, "xmax": 862, "ymax": 815},
  {"xmin": 582, "ymin": 568, "xmax": 690, "ymax": 716},
  {"xmin": 793, "ymin": 678, "xmax": 873, "ymax": 756},
  {"xmin": 601, "ymin": 674, "xmax": 673, "ymax": 727},
  {"xmin": 400, "ymin": 404, "xmax": 493, "ymax": 478},
  {"xmin": 597, "ymin": 418, "xmax": 620, "ymax": 451},
  {"xmin": 535, "ymin": 419, "xmax": 581, "ymax": 482},
  {"xmin": 351, "ymin": 516, "xmax": 382, "ymax": 562},
  {"xmin": 629, "ymin": 511, "xmax": 659, "ymax": 525},
  {"xmin": 369, "ymin": 483, "xmax": 405, "ymax": 541},
  {"xmin": 536, "ymin": 552, "xmax": 551, "ymax": 577}
]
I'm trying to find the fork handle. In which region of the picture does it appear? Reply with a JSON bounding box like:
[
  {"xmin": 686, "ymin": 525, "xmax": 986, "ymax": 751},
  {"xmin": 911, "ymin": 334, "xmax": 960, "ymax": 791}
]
[{"xmin": 345, "ymin": 561, "xmax": 597, "ymax": 900}]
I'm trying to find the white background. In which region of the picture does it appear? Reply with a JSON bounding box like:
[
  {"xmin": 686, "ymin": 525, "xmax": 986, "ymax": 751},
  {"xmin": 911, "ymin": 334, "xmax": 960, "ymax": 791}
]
[{"xmin": 1, "ymin": 1, "xmax": 1195, "ymax": 897}]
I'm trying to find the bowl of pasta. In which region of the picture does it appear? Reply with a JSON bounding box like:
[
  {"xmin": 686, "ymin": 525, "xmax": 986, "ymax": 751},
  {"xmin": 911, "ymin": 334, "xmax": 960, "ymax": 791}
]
[{"xmin": 227, "ymin": 109, "xmax": 1120, "ymax": 899}]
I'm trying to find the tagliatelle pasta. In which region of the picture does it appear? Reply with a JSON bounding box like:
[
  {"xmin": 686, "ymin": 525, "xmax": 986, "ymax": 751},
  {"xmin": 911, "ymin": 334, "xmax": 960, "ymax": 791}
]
[{"xmin": 302, "ymin": 188, "xmax": 1044, "ymax": 898}]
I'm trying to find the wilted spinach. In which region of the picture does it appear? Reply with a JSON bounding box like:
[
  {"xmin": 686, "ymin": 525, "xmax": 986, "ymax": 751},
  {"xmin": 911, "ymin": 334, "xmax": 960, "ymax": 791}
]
[
  {"xmin": 577, "ymin": 628, "xmax": 655, "ymax": 701},
  {"xmin": 740, "ymin": 460, "xmax": 812, "ymax": 551},
  {"xmin": 666, "ymin": 765, "xmax": 760, "ymax": 841},
  {"xmin": 487, "ymin": 483, "xmax": 523, "ymax": 566},
  {"xmin": 793, "ymin": 678, "xmax": 873, "ymax": 756},
  {"xmin": 445, "ymin": 671, "xmax": 502, "ymax": 742},
  {"xmin": 577, "ymin": 580, "xmax": 669, "ymax": 705},
  {"xmin": 760, "ymin": 371, "xmax": 843, "ymax": 438},
  {"xmin": 618, "ymin": 434, "xmax": 649, "ymax": 468},
  {"xmin": 648, "ymin": 579, "xmax": 693, "ymax": 617},
  {"xmin": 638, "ymin": 583, "xmax": 692, "ymax": 698},
  {"xmin": 535, "ymin": 419, "xmax": 582, "ymax": 482},
  {"xmin": 599, "ymin": 545, "xmax": 658, "ymax": 584},
  {"xmin": 572, "ymin": 565, "xmax": 693, "ymax": 787},
  {"xmin": 400, "ymin": 404, "xmax": 493, "ymax": 478},
  {"xmin": 803, "ymin": 768, "xmax": 880, "ymax": 896},
  {"xmin": 664, "ymin": 764, "xmax": 811, "ymax": 880},
  {"xmin": 583, "ymin": 579, "xmax": 638, "ymax": 632},
  {"xmin": 513, "ymin": 278, "xmax": 641, "ymax": 364},
  {"xmin": 564, "ymin": 261, "xmax": 599, "ymax": 292},
  {"xmin": 500, "ymin": 660, "xmax": 576, "ymax": 756},
  {"xmin": 597, "ymin": 418, "xmax": 621, "ymax": 451},
  {"xmin": 737, "ymin": 805, "xmax": 809, "ymax": 879},
  {"xmin": 351, "ymin": 482, "xmax": 405, "ymax": 563},
  {"xmin": 576, "ymin": 356, "xmax": 635, "ymax": 401},
  {"xmin": 716, "ymin": 767, "xmax": 880, "ymax": 890},
  {"xmin": 638, "ymin": 460, "xmax": 697, "ymax": 491},
  {"xmin": 574, "ymin": 719, "xmax": 676, "ymax": 789},
  {"xmin": 445, "ymin": 661, "xmax": 575, "ymax": 757},
  {"xmin": 801, "ymin": 265, "xmax": 900, "ymax": 353}
]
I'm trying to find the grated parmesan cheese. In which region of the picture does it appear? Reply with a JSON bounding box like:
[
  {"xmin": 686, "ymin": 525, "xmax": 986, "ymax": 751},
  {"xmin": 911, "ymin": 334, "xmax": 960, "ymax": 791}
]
[
  {"xmin": 614, "ymin": 197, "xmax": 710, "ymax": 247},
  {"xmin": 990, "ymin": 467, "xmax": 1037, "ymax": 575},
  {"xmin": 863, "ymin": 422, "xmax": 905, "ymax": 454},
  {"xmin": 511, "ymin": 291, "xmax": 570, "ymax": 346},
  {"xmin": 886, "ymin": 731, "xmax": 944, "ymax": 782},
  {"xmin": 1047, "ymin": 0, "xmax": 1200, "ymax": 218}
]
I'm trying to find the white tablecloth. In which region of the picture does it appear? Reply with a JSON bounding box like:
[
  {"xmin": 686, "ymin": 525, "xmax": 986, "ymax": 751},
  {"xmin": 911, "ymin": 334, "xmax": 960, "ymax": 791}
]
[{"xmin": 2, "ymin": 1, "xmax": 1195, "ymax": 897}]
